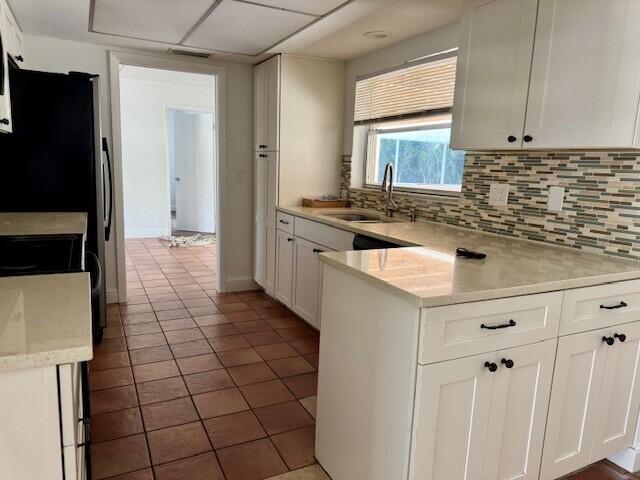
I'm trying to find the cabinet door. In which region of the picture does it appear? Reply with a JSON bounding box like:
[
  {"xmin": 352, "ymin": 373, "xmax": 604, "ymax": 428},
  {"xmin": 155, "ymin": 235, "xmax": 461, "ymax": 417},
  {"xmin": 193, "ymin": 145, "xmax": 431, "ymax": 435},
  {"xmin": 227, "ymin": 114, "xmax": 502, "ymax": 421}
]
[
  {"xmin": 451, "ymin": 0, "xmax": 537, "ymax": 150},
  {"xmin": 292, "ymin": 237, "xmax": 326, "ymax": 328},
  {"xmin": 540, "ymin": 330, "xmax": 608, "ymax": 480},
  {"xmin": 0, "ymin": 13, "xmax": 12, "ymax": 134},
  {"xmin": 592, "ymin": 322, "xmax": 640, "ymax": 460},
  {"xmin": 275, "ymin": 229, "xmax": 294, "ymax": 306},
  {"xmin": 254, "ymin": 152, "xmax": 278, "ymax": 294},
  {"xmin": 254, "ymin": 56, "xmax": 279, "ymax": 151},
  {"xmin": 411, "ymin": 353, "xmax": 495, "ymax": 479},
  {"xmin": 482, "ymin": 340, "xmax": 556, "ymax": 480},
  {"xmin": 524, "ymin": 0, "xmax": 640, "ymax": 149}
]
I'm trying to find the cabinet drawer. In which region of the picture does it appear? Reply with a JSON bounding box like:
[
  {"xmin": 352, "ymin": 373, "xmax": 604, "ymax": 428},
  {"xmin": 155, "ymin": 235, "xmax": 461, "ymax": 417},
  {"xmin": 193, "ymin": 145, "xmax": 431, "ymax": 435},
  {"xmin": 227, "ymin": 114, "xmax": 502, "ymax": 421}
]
[
  {"xmin": 560, "ymin": 280, "xmax": 640, "ymax": 335},
  {"xmin": 276, "ymin": 212, "xmax": 294, "ymax": 234},
  {"xmin": 419, "ymin": 292, "xmax": 562, "ymax": 364},
  {"xmin": 294, "ymin": 217, "xmax": 354, "ymax": 251}
]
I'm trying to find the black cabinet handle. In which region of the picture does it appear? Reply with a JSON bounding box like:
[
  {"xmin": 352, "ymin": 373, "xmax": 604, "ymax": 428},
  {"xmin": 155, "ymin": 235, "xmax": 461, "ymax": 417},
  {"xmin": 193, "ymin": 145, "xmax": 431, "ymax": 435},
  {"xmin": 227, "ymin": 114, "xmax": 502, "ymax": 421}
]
[
  {"xmin": 481, "ymin": 319, "xmax": 516, "ymax": 330},
  {"xmin": 602, "ymin": 336, "xmax": 615, "ymax": 346},
  {"xmin": 484, "ymin": 361, "xmax": 498, "ymax": 373},
  {"xmin": 258, "ymin": 154, "xmax": 267, "ymax": 158},
  {"xmin": 615, "ymin": 333, "xmax": 627, "ymax": 343},
  {"xmin": 279, "ymin": 219, "xmax": 289, "ymax": 225},
  {"xmin": 523, "ymin": 135, "xmax": 533, "ymax": 142},
  {"xmin": 259, "ymin": 144, "xmax": 267, "ymax": 149},
  {"xmin": 507, "ymin": 135, "xmax": 517, "ymax": 143},
  {"xmin": 15, "ymin": 55, "xmax": 23, "ymax": 62},
  {"xmin": 600, "ymin": 301, "xmax": 627, "ymax": 310},
  {"xmin": 501, "ymin": 358, "xmax": 514, "ymax": 369},
  {"xmin": 0, "ymin": 118, "xmax": 9, "ymax": 125},
  {"xmin": 287, "ymin": 237, "xmax": 293, "ymax": 242},
  {"xmin": 313, "ymin": 248, "xmax": 324, "ymax": 254}
]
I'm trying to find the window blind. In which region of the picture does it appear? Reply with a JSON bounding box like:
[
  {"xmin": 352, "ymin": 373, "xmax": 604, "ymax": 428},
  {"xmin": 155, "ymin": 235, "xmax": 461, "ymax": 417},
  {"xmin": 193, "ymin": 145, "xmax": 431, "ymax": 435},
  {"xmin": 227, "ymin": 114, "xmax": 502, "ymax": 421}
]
[{"xmin": 354, "ymin": 55, "xmax": 457, "ymax": 125}]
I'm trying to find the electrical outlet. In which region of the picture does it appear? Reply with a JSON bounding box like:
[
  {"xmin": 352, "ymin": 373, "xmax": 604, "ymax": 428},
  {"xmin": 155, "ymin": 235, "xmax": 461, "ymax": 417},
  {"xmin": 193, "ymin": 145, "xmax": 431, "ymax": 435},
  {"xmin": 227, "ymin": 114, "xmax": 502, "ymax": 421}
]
[
  {"xmin": 547, "ymin": 186, "xmax": 565, "ymax": 212},
  {"xmin": 489, "ymin": 183, "xmax": 510, "ymax": 207}
]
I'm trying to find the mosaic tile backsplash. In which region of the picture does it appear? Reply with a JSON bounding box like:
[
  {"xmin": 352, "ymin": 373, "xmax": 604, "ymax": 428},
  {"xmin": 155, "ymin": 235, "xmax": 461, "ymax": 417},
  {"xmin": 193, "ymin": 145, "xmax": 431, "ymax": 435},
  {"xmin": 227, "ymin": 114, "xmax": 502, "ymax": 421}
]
[{"xmin": 341, "ymin": 152, "xmax": 640, "ymax": 260}]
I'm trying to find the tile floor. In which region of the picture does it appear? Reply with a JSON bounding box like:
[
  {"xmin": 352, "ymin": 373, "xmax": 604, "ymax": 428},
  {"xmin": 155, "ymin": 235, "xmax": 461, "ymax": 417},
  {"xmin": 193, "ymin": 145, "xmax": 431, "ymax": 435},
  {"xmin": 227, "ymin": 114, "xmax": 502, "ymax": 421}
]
[
  {"xmin": 90, "ymin": 238, "xmax": 636, "ymax": 480},
  {"xmin": 90, "ymin": 238, "xmax": 327, "ymax": 480}
]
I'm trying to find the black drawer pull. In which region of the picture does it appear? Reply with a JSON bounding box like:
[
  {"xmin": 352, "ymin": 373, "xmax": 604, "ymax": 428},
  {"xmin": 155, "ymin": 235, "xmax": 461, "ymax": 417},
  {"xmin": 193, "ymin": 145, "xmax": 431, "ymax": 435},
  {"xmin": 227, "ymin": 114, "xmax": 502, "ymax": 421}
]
[
  {"xmin": 258, "ymin": 154, "xmax": 267, "ymax": 158},
  {"xmin": 259, "ymin": 144, "xmax": 267, "ymax": 149},
  {"xmin": 501, "ymin": 358, "xmax": 514, "ymax": 369},
  {"xmin": 279, "ymin": 219, "xmax": 289, "ymax": 225},
  {"xmin": 615, "ymin": 333, "xmax": 627, "ymax": 343},
  {"xmin": 287, "ymin": 237, "xmax": 293, "ymax": 242},
  {"xmin": 15, "ymin": 55, "xmax": 24, "ymax": 62},
  {"xmin": 0, "ymin": 118, "xmax": 9, "ymax": 125},
  {"xmin": 523, "ymin": 135, "xmax": 533, "ymax": 142},
  {"xmin": 480, "ymin": 319, "xmax": 516, "ymax": 330},
  {"xmin": 600, "ymin": 301, "xmax": 628, "ymax": 310},
  {"xmin": 507, "ymin": 135, "xmax": 517, "ymax": 143},
  {"xmin": 313, "ymin": 248, "xmax": 324, "ymax": 254},
  {"xmin": 602, "ymin": 336, "xmax": 615, "ymax": 346},
  {"xmin": 484, "ymin": 361, "xmax": 498, "ymax": 372}
]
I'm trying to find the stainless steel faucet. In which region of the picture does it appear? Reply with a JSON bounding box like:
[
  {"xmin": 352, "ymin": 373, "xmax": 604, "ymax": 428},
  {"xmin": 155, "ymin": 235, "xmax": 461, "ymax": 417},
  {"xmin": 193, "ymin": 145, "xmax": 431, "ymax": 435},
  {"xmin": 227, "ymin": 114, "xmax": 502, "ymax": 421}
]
[{"xmin": 380, "ymin": 162, "xmax": 398, "ymax": 217}]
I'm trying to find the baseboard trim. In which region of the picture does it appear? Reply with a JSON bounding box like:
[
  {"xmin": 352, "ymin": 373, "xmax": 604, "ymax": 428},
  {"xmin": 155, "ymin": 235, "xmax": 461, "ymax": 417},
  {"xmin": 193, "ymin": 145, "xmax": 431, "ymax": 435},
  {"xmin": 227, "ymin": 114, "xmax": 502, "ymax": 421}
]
[
  {"xmin": 106, "ymin": 289, "xmax": 120, "ymax": 304},
  {"xmin": 220, "ymin": 277, "xmax": 259, "ymax": 293},
  {"xmin": 609, "ymin": 447, "xmax": 640, "ymax": 473}
]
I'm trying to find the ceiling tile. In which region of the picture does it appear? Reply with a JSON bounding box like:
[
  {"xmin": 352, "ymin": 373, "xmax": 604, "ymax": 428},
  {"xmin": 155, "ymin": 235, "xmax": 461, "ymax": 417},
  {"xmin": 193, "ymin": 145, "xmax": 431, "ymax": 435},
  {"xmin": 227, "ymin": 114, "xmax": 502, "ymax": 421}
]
[
  {"xmin": 92, "ymin": 0, "xmax": 216, "ymax": 44},
  {"xmin": 184, "ymin": 0, "xmax": 314, "ymax": 55},
  {"xmin": 246, "ymin": 0, "xmax": 350, "ymax": 16}
]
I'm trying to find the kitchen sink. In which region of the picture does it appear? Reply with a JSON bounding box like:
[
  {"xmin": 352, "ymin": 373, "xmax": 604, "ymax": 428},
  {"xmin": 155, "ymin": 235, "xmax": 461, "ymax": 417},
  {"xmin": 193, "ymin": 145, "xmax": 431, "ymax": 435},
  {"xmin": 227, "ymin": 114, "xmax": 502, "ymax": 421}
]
[{"xmin": 320, "ymin": 212, "xmax": 403, "ymax": 223}]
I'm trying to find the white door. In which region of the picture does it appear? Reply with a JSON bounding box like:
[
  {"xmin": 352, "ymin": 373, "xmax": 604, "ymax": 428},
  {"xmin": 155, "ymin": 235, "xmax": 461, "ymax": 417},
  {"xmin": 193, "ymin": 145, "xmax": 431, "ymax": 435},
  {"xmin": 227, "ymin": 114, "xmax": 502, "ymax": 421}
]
[
  {"xmin": 482, "ymin": 340, "xmax": 556, "ymax": 480},
  {"xmin": 254, "ymin": 56, "xmax": 279, "ymax": 152},
  {"xmin": 292, "ymin": 237, "xmax": 326, "ymax": 328},
  {"xmin": 540, "ymin": 329, "xmax": 609, "ymax": 480},
  {"xmin": 450, "ymin": 0, "xmax": 538, "ymax": 150},
  {"xmin": 524, "ymin": 0, "xmax": 640, "ymax": 149},
  {"xmin": 592, "ymin": 322, "xmax": 640, "ymax": 460},
  {"xmin": 411, "ymin": 353, "xmax": 495, "ymax": 479},
  {"xmin": 173, "ymin": 111, "xmax": 215, "ymax": 233},
  {"xmin": 275, "ymin": 228, "xmax": 294, "ymax": 306}
]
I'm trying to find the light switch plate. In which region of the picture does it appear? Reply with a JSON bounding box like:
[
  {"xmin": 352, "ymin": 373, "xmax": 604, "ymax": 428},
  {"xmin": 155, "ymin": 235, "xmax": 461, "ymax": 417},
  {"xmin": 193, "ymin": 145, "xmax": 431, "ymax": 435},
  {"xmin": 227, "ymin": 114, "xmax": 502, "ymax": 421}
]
[
  {"xmin": 489, "ymin": 183, "xmax": 510, "ymax": 206},
  {"xmin": 548, "ymin": 186, "xmax": 565, "ymax": 212}
]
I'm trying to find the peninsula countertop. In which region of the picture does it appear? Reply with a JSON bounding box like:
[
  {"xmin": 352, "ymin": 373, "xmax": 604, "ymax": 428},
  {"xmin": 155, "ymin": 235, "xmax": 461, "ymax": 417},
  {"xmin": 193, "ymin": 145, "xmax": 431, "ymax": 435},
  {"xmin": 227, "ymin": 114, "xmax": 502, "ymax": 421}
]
[
  {"xmin": 0, "ymin": 212, "xmax": 88, "ymax": 237},
  {"xmin": 0, "ymin": 273, "xmax": 93, "ymax": 372},
  {"xmin": 277, "ymin": 206, "xmax": 640, "ymax": 307}
]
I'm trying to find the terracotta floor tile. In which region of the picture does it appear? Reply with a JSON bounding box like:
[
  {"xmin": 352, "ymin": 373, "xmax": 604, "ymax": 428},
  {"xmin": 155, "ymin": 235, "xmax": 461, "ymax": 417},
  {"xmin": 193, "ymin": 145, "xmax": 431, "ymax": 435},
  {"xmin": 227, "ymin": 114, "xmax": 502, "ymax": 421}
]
[
  {"xmin": 103, "ymin": 325, "xmax": 125, "ymax": 339},
  {"xmin": 219, "ymin": 302, "xmax": 251, "ymax": 314},
  {"xmin": 165, "ymin": 328, "xmax": 205, "ymax": 344},
  {"xmin": 255, "ymin": 306, "xmax": 291, "ymax": 319},
  {"xmin": 194, "ymin": 314, "xmax": 229, "ymax": 326},
  {"xmin": 91, "ymin": 351, "xmax": 131, "ymax": 371},
  {"xmin": 90, "ymin": 367, "xmax": 134, "ymax": 391},
  {"xmin": 129, "ymin": 345, "xmax": 173, "ymax": 365},
  {"xmin": 184, "ymin": 369, "xmax": 235, "ymax": 394},
  {"xmin": 247, "ymin": 299, "xmax": 279, "ymax": 309},
  {"xmin": 107, "ymin": 468, "xmax": 154, "ymax": 480},
  {"xmin": 132, "ymin": 360, "xmax": 180, "ymax": 383},
  {"xmin": 211, "ymin": 293, "xmax": 241, "ymax": 304},
  {"xmin": 152, "ymin": 300, "xmax": 185, "ymax": 311},
  {"xmin": 91, "ymin": 407, "xmax": 144, "ymax": 443},
  {"xmin": 126, "ymin": 332, "xmax": 167, "ymax": 350},
  {"xmin": 304, "ymin": 353, "xmax": 319, "ymax": 369},
  {"xmin": 244, "ymin": 330, "xmax": 286, "ymax": 347},
  {"xmin": 240, "ymin": 379, "xmax": 296, "ymax": 408},
  {"xmin": 147, "ymin": 292, "xmax": 180, "ymax": 302},
  {"xmin": 567, "ymin": 462, "xmax": 634, "ymax": 479},
  {"xmin": 178, "ymin": 290, "xmax": 209, "ymax": 300},
  {"xmin": 272, "ymin": 426, "xmax": 316, "ymax": 470},
  {"xmin": 225, "ymin": 310, "xmax": 260, "ymax": 322},
  {"xmin": 283, "ymin": 373, "xmax": 318, "ymax": 399},
  {"xmin": 299, "ymin": 396, "xmax": 317, "ymax": 419},
  {"xmin": 154, "ymin": 452, "xmax": 225, "ymax": 480},
  {"xmin": 218, "ymin": 347, "xmax": 263, "ymax": 367},
  {"xmin": 124, "ymin": 322, "xmax": 162, "ymax": 336},
  {"xmin": 141, "ymin": 396, "xmax": 199, "ymax": 431},
  {"xmin": 155, "ymin": 308, "xmax": 191, "ymax": 321},
  {"xmin": 91, "ymin": 433, "xmax": 150, "ymax": 479},
  {"xmin": 145, "ymin": 286, "xmax": 175, "ymax": 295},
  {"xmin": 200, "ymin": 323, "xmax": 239, "ymax": 338},
  {"xmin": 276, "ymin": 326, "xmax": 317, "ymax": 341},
  {"xmin": 121, "ymin": 312, "xmax": 158, "ymax": 325},
  {"xmin": 268, "ymin": 356, "xmax": 316, "ymax": 378},
  {"xmin": 176, "ymin": 353, "xmax": 223, "ymax": 375},
  {"xmin": 289, "ymin": 337, "xmax": 320, "ymax": 355},
  {"xmin": 159, "ymin": 317, "xmax": 197, "ymax": 331},
  {"xmin": 204, "ymin": 410, "xmax": 267, "ymax": 449},
  {"xmin": 192, "ymin": 387, "xmax": 249, "ymax": 418},
  {"xmin": 228, "ymin": 362, "xmax": 278, "ymax": 386},
  {"xmin": 217, "ymin": 438, "xmax": 288, "ymax": 480},
  {"xmin": 182, "ymin": 297, "xmax": 216, "ymax": 308},
  {"xmin": 209, "ymin": 334, "xmax": 251, "ymax": 352},
  {"xmin": 255, "ymin": 342, "xmax": 299, "ymax": 361},
  {"xmin": 91, "ymin": 385, "xmax": 139, "ymax": 414},
  {"xmin": 95, "ymin": 337, "xmax": 127, "ymax": 355},
  {"xmin": 264, "ymin": 464, "xmax": 330, "ymax": 480},
  {"xmin": 120, "ymin": 303, "xmax": 154, "ymax": 314},
  {"xmin": 171, "ymin": 339, "xmax": 214, "ymax": 358},
  {"xmin": 235, "ymin": 319, "xmax": 273, "ymax": 333},
  {"xmin": 147, "ymin": 421, "xmax": 212, "ymax": 465},
  {"xmin": 136, "ymin": 376, "xmax": 189, "ymax": 405},
  {"xmin": 188, "ymin": 305, "xmax": 222, "ymax": 317},
  {"xmin": 254, "ymin": 401, "xmax": 315, "ymax": 435},
  {"xmin": 265, "ymin": 316, "xmax": 302, "ymax": 329}
]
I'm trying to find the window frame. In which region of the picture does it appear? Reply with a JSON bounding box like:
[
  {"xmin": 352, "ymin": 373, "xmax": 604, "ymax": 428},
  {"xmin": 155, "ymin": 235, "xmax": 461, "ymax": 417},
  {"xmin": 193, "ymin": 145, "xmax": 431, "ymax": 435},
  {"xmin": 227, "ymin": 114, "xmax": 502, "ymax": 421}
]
[{"xmin": 363, "ymin": 118, "xmax": 463, "ymax": 197}]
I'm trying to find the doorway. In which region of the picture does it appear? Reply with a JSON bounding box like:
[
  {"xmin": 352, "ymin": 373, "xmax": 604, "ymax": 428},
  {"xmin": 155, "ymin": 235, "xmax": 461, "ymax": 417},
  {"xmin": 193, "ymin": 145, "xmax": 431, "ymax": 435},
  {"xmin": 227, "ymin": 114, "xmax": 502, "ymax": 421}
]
[{"xmin": 167, "ymin": 108, "xmax": 216, "ymax": 236}]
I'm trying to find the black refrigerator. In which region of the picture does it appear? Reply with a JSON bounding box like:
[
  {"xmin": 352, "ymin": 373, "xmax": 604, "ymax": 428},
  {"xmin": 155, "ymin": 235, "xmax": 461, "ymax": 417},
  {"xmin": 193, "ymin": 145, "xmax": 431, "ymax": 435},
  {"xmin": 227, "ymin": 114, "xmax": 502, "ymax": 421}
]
[{"xmin": 0, "ymin": 65, "xmax": 113, "ymax": 342}]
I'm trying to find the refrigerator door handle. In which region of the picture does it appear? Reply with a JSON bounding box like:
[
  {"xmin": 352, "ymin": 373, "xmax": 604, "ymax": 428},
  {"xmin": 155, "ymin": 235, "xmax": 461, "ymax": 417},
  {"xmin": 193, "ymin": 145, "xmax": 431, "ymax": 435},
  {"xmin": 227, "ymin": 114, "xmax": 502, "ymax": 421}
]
[{"xmin": 102, "ymin": 137, "xmax": 113, "ymax": 242}]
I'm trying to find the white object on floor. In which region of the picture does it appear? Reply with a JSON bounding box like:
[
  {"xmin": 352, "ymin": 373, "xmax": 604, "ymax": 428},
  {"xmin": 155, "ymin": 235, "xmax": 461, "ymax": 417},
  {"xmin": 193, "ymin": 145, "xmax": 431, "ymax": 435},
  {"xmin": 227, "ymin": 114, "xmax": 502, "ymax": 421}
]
[{"xmin": 163, "ymin": 233, "xmax": 216, "ymax": 248}]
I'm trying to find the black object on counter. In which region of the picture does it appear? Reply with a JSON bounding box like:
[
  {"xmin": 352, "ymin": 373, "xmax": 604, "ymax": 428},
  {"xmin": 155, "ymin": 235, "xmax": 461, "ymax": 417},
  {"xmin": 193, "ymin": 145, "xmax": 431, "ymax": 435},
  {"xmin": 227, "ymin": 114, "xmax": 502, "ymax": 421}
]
[{"xmin": 456, "ymin": 247, "xmax": 487, "ymax": 259}]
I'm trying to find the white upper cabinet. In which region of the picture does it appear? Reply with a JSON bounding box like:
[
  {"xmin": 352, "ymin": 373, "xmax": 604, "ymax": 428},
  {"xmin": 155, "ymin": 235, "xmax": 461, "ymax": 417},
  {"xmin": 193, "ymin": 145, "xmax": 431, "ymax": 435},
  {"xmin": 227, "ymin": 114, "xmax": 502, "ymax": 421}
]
[
  {"xmin": 452, "ymin": 0, "xmax": 640, "ymax": 150},
  {"xmin": 451, "ymin": 0, "xmax": 538, "ymax": 150},
  {"xmin": 254, "ymin": 56, "xmax": 279, "ymax": 152},
  {"xmin": 1, "ymin": 0, "xmax": 22, "ymax": 62}
]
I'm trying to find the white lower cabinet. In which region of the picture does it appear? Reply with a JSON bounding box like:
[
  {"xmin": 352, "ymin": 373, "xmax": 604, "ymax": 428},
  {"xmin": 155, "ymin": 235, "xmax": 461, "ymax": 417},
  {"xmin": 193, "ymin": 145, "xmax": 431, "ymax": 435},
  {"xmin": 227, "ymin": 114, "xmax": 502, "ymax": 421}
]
[
  {"xmin": 275, "ymin": 228, "xmax": 294, "ymax": 306},
  {"xmin": 541, "ymin": 322, "xmax": 640, "ymax": 479},
  {"xmin": 411, "ymin": 339, "xmax": 555, "ymax": 480},
  {"xmin": 291, "ymin": 237, "xmax": 327, "ymax": 328}
]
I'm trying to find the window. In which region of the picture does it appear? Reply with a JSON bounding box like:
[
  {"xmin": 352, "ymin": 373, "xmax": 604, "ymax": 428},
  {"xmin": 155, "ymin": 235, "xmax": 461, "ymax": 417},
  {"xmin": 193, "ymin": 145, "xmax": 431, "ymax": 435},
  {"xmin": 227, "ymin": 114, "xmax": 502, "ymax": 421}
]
[{"xmin": 355, "ymin": 52, "xmax": 464, "ymax": 194}]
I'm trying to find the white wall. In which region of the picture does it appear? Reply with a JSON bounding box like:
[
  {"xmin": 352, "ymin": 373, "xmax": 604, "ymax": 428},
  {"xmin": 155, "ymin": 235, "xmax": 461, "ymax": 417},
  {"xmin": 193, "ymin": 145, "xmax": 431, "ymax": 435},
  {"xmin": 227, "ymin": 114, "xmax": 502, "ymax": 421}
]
[
  {"xmin": 119, "ymin": 67, "xmax": 214, "ymax": 238},
  {"xmin": 22, "ymin": 34, "xmax": 255, "ymax": 299}
]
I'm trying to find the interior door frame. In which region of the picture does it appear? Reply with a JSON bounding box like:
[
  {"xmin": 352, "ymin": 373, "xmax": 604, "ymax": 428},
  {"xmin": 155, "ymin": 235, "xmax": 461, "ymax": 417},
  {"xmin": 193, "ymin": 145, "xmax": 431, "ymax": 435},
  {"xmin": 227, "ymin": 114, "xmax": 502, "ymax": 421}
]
[
  {"xmin": 109, "ymin": 51, "xmax": 227, "ymax": 303},
  {"xmin": 164, "ymin": 105, "xmax": 217, "ymax": 236}
]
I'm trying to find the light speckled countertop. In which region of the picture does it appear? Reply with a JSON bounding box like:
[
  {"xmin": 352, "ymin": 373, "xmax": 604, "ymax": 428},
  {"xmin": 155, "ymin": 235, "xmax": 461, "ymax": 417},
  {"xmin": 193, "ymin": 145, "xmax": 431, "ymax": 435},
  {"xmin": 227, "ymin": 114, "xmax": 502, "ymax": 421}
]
[
  {"xmin": 0, "ymin": 212, "xmax": 88, "ymax": 237},
  {"xmin": 278, "ymin": 206, "xmax": 640, "ymax": 307},
  {"xmin": 0, "ymin": 273, "xmax": 92, "ymax": 371}
]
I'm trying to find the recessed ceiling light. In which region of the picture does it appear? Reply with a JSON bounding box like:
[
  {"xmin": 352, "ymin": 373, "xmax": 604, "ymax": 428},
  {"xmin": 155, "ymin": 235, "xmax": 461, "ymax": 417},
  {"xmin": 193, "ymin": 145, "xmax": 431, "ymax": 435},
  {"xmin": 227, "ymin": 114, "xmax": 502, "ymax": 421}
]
[{"xmin": 364, "ymin": 31, "xmax": 391, "ymax": 40}]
